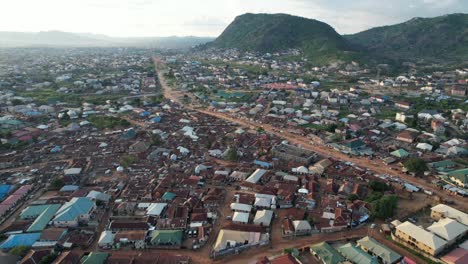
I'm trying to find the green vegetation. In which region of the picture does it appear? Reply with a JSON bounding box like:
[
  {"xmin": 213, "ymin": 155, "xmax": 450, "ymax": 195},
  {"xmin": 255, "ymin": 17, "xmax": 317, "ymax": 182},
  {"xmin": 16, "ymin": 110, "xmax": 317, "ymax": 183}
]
[
  {"xmin": 371, "ymin": 195, "xmax": 398, "ymax": 220},
  {"xmin": 347, "ymin": 194, "xmax": 359, "ymax": 202},
  {"xmin": 368, "ymin": 181, "xmax": 390, "ymax": 192},
  {"xmin": 120, "ymin": 155, "xmax": 139, "ymax": 168},
  {"xmin": 9, "ymin": 246, "xmax": 31, "ymax": 256},
  {"xmin": 346, "ymin": 13, "xmax": 468, "ymax": 65},
  {"xmin": 150, "ymin": 133, "xmax": 163, "ymax": 146},
  {"xmin": 17, "ymin": 89, "xmax": 82, "ymax": 106},
  {"xmin": 403, "ymin": 158, "xmax": 428, "ymax": 176},
  {"xmin": 208, "ymin": 13, "xmax": 359, "ymax": 64},
  {"xmin": 226, "ymin": 146, "xmax": 238, "ymax": 161},
  {"xmin": 88, "ymin": 116, "xmax": 130, "ymax": 130},
  {"xmin": 50, "ymin": 178, "xmax": 65, "ymax": 190}
]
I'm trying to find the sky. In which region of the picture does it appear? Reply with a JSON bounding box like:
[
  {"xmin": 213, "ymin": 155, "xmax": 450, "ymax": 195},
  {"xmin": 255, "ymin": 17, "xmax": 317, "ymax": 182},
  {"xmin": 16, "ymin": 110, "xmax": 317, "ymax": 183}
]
[{"xmin": 0, "ymin": 0, "xmax": 467, "ymax": 37}]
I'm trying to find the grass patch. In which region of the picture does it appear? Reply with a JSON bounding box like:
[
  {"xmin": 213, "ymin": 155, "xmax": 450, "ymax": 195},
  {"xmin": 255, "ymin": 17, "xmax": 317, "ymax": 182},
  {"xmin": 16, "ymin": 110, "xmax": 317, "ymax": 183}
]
[{"xmin": 88, "ymin": 116, "xmax": 130, "ymax": 130}]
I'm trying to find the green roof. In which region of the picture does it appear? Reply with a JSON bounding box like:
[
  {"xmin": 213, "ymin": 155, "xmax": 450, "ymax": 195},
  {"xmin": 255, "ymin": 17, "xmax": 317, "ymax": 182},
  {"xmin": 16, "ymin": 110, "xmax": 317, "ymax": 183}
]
[
  {"xmin": 343, "ymin": 139, "xmax": 365, "ymax": 150},
  {"xmin": 151, "ymin": 230, "xmax": 183, "ymax": 245},
  {"xmin": 27, "ymin": 204, "xmax": 61, "ymax": 232},
  {"xmin": 80, "ymin": 252, "xmax": 108, "ymax": 264},
  {"xmin": 310, "ymin": 242, "xmax": 345, "ymax": 264},
  {"xmin": 447, "ymin": 168, "xmax": 468, "ymax": 184},
  {"xmin": 428, "ymin": 160, "xmax": 457, "ymax": 169},
  {"xmin": 357, "ymin": 236, "xmax": 401, "ymax": 264},
  {"xmin": 162, "ymin": 192, "xmax": 177, "ymax": 201},
  {"xmin": 338, "ymin": 243, "xmax": 379, "ymax": 264},
  {"xmin": 390, "ymin": 149, "xmax": 409, "ymax": 158},
  {"xmin": 20, "ymin": 204, "xmax": 60, "ymax": 220}
]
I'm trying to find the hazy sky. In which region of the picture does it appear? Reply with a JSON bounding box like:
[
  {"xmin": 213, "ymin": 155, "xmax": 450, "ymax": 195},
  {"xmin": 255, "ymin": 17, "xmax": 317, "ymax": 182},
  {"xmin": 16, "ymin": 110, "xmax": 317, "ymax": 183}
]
[{"xmin": 1, "ymin": 0, "xmax": 467, "ymax": 37}]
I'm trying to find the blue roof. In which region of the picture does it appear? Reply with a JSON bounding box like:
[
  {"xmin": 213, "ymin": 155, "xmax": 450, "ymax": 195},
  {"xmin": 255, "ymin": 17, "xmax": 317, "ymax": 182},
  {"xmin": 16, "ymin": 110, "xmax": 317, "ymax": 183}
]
[
  {"xmin": 254, "ymin": 160, "xmax": 272, "ymax": 168},
  {"xmin": 0, "ymin": 184, "xmax": 12, "ymax": 199},
  {"xmin": 50, "ymin": 146, "xmax": 62, "ymax": 153},
  {"xmin": 60, "ymin": 185, "xmax": 79, "ymax": 192},
  {"xmin": 150, "ymin": 116, "xmax": 162, "ymax": 123},
  {"xmin": 0, "ymin": 233, "xmax": 41, "ymax": 249},
  {"xmin": 140, "ymin": 111, "xmax": 151, "ymax": 117},
  {"xmin": 162, "ymin": 192, "xmax": 176, "ymax": 201},
  {"xmin": 52, "ymin": 197, "xmax": 95, "ymax": 222}
]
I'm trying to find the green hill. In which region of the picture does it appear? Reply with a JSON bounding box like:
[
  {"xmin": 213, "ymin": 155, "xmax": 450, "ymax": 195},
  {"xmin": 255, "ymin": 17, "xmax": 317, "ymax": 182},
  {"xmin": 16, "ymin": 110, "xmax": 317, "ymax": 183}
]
[
  {"xmin": 208, "ymin": 13, "xmax": 360, "ymax": 63},
  {"xmin": 345, "ymin": 13, "xmax": 468, "ymax": 64}
]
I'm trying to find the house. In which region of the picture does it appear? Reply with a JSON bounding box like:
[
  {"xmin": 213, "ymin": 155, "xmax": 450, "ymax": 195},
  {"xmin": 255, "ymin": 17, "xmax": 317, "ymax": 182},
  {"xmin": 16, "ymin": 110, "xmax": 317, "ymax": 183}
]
[
  {"xmin": 292, "ymin": 220, "xmax": 312, "ymax": 236},
  {"xmin": 232, "ymin": 212, "xmax": 249, "ymax": 224},
  {"xmin": 253, "ymin": 210, "xmax": 274, "ymax": 226},
  {"xmin": 80, "ymin": 252, "xmax": 109, "ymax": 264},
  {"xmin": 427, "ymin": 218, "xmax": 467, "ymax": 245},
  {"xmin": 431, "ymin": 120, "xmax": 445, "ymax": 135},
  {"xmin": 146, "ymin": 203, "xmax": 167, "ymax": 217},
  {"xmin": 396, "ymin": 131, "xmax": 418, "ymax": 143},
  {"xmin": 86, "ymin": 190, "xmax": 111, "ymax": 204},
  {"xmin": 51, "ymin": 197, "xmax": 95, "ymax": 227},
  {"xmin": 441, "ymin": 248, "xmax": 468, "ymax": 264},
  {"xmin": 390, "ymin": 149, "xmax": 409, "ymax": 159},
  {"xmin": 395, "ymin": 101, "xmax": 411, "ymax": 110},
  {"xmin": 431, "ymin": 204, "xmax": 468, "ymax": 226},
  {"xmin": 310, "ymin": 242, "xmax": 344, "ymax": 264},
  {"xmin": 357, "ymin": 236, "xmax": 402, "ymax": 264},
  {"xmin": 338, "ymin": 243, "xmax": 378, "ymax": 264},
  {"xmin": 395, "ymin": 112, "xmax": 413, "ymax": 123},
  {"xmin": 213, "ymin": 229, "xmax": 264, "ymax": 253},
  {"xmin": 114, "ymin": 230, "xmax": 147, "ymax": 249},
  {"xmin": 129, "ymin": 141, "xmax": 150, "ymax": 153},
  {"xmin": 98, "ymin": 231, "xmax": 115, "ymax": 249},
  {"xmin": 150, "ymin": 230, "xmax": 183, "ymax": 248},
  {"xmin": 245, "ymin": 169, "xmax": 268, "ymax": 184},
  {"xmin": 26, "ymin": 204, "xmax": 61, "ymax": 232},
  {"xmin": 446, "ymin": 169, "xmax": 468, "ymax": 188},
  {"xmin": 257, "ymin": 253, "xmax": 301, "ymax": 264},
  {"xmin": 451, "ymin": 86, "xmax": 467, "ymax": 97},
  {"xmin": 394, "ymin": 221, "xmax": 447, "ymax": 256},
  {"xmin": 0, "ymin": 233, "xmax": 41, "ymax": 249},
  {"xmin": 230, "ymin": 203, "xmax": 252, "ymax": 213},
  {"xmin": 342, "ymin": 139, "xmax": 365, "ymax": 153}
]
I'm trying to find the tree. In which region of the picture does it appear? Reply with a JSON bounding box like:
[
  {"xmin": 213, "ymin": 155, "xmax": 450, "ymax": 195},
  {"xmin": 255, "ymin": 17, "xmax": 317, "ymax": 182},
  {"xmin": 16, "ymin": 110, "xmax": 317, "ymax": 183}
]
[
  {"xmin": 9, "ymin": 246, "xmax": 31, "ymax": 256},
  {"xmin": 371, "ymin": 195, "xmax": 398, "ymax": 220},
  {"xmin": 120, "ymin": 155, "xmax": 138, "ymax": 168},
  {"xmin": 403, "ymin": 158, "xmax": 428, "ymax": 176},
  {"xmin": 368, "ymin": 181, "xmax": 390, "ymax": 192},
  {"xmin": 348, "ymin": 194, "xmax": 359, "ymax": 202},
  {"xmin": 11, "ymin": 99, "xmax": 24, "ymax": 106},
  {"xmin": 150, "ymin": 133, "xmax": 162, "ymax": 146},
  {"xmin": 226, "ymin": 146, "xmax": 238, "ymax": 161},
  {"xmin": 50, "ymin": 179, "xmax": 65, "ymax": 190}
]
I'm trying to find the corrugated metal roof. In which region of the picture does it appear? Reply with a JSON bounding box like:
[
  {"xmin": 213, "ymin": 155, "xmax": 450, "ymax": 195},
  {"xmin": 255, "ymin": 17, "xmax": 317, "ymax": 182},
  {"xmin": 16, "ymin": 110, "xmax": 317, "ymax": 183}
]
[{"xmin": 0, "ymin": 233, "xmax": 41, "ymax": 249}]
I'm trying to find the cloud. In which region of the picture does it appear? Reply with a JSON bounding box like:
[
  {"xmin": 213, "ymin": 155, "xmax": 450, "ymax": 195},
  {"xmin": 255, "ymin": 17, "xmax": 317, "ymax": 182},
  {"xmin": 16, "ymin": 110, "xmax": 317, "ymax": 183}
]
[{"xmin": 0, "ymin": 0, "xmax": 466, "ymax": 36}]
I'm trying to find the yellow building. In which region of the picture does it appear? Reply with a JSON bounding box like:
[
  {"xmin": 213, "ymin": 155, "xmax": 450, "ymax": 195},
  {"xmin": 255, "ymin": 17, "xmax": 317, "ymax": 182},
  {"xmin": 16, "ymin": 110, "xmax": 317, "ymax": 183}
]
[
  {"xmin": 431, "ymin": 204, "xmax": 468, "ymax": 226},
  {"xmin": 395, "ymin": 221, "xmax": 447, "ymax": 256}
]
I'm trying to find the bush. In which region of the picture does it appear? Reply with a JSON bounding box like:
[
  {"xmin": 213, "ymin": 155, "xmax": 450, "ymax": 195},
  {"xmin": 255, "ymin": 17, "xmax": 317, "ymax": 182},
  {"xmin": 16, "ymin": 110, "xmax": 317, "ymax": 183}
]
[
  {"xmin": 403, "ymin": 158, "xmax": 428, "ymax": 176},
  {"xmin": 9, "ymin": 246, "xmax": 31, "ymax": 256},
  {"xmin": 120, "ymin": 155, "xmax": 138, "ymax": 168}
]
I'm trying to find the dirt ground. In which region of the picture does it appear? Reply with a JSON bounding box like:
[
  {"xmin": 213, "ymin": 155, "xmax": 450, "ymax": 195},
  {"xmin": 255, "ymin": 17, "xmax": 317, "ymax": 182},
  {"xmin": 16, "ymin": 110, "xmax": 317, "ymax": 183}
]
[{"xmin": 394, "ymin": 191, "xmax": 434, "ymax": 220}]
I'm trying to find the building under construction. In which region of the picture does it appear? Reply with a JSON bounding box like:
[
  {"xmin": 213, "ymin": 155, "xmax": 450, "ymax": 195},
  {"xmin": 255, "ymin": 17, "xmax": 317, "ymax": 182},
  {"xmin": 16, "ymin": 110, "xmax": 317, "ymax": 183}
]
[{"xmin": 272, "ymin": 143, "xmax": 316, "ymax": 165}]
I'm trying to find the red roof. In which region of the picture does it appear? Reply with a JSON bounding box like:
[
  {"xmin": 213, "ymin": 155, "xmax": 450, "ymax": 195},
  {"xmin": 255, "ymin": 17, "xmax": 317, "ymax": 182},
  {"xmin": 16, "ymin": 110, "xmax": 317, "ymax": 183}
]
[{"xmin": 441, "ymin": 248, "xmax": 468, "ymax": 264}]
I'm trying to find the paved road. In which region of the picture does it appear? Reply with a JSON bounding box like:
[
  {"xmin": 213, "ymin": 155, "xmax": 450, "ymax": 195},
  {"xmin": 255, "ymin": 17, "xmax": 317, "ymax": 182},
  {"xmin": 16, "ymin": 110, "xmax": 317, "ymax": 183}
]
[{"xmin": 153, "ymin": 57, "xmax": 468, "ymax": 213}]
